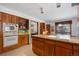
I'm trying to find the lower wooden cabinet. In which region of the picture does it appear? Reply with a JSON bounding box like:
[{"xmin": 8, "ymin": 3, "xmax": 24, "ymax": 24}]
[
  {"xmin": 55, "ymin": 41, "xmax": 72, "ymax": 56},
  {"xmin": 73, "ymin": 51, "xmax": 79, "ymax": 56},
  {"xmin": 32, "ymin": 37, "xmax": 55, "ymax": 56},
  {"xmin": 44, "ymin": 40, "xmax": 55, "ymax": 56},
  {"xmin": 32, "ymin": 37, "xmax": 44, "ymax": 55},
  {"xmin": 32, "ymin": 36, "xmax": 79, "ymax": 56},
  {"xmin": 0, "ymin": 38, "xmax": 3, "ymax": 53},
  {"xmin": 55, "ymin": 47, "xmax": 72, "ymax": 56},
  {"xmin": 73, "ymin": 44, "xmax": 79, "ymax": 56},
  {"xmin": 44, "ymin": 44, "xmax": 55, "ymax": 56},
  {"xmin": 18, "ymin": 35, "xmax": 29, "ymax": 47}
]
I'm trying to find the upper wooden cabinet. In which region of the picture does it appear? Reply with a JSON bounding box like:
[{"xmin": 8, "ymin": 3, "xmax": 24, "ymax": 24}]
[
  {"xmin": 40, "ymin": 23, "xmax": 45, "ymax": 34},
  {"xmin": 1, "ymin": 12, "xmax": 11, "ymax": 23},
  {"xmin": 11, "ymin": 15, "xmax": 17, "ymax": 23},
  {"xmin": 0, "ymin": 13, "xmax": 3, "ymax": 38},
  {"xmin": 46, "ymin": 24, "xmax": 50, "ymax": 35},
  {"xmin": 0, "ymin": 12, "xmax": 18, "ymax": 24}
]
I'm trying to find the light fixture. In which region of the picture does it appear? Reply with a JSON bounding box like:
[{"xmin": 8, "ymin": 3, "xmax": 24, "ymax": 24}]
[
  {"xmin": 40, "ymin": 7, "xmax": 44, "ymax": 14},
  {"xmin": 58, "ymin": 24, "xmax": 63, "ymax": 27},
  {"xmin": 56, "ymin": 3, "xmax": 61, "ymax": 8}
]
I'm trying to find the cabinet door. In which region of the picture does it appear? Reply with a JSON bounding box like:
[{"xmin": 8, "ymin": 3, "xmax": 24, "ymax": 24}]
[
  {"xmin": 11, "ymin": 15, "xmax": 17, "ymax": 23},
  {"xmin": 40, "ymin": 23, "xmax": 45, "ymax": 34},
  {"xmin": 18, "ymin": 35, "xmax": 23, "ymax": 47},
  {"xmin": 22, "ymin": 35, "xmax": 26, "ymax": 45},
  {"xmin": 73, "ymin": 44, "xmax": 79, "ymax": 56},
  {"xmin": 55, "ymin": 47, "xmax": 72, "ymax": 56},
  {"xmin": 0, "ymin": 21, "xmax": 3, "ymax": 38},
  {"xmin": 2, "ymin": 12, "xmax": 11, "ymax": 23},
  {"xmin": 24, "ymin": 35, "xmax": 29, "ymax": 44},
  {"xmin": 32, "ymin": 38, "xmax": 44, "ymax": 56},
  {"xmin": 44, "ymin": 44, "xmax": 55, "ymax": 56},
  {"xmin": 73, "ymin": 51, "xmax": 79, "ymax": 56},
  {"xmin": 44, "ymin": 40, "xmax": 55, "ymax": 56},
  {"xmin": 0, "ymin": 13, "xmax": 3, "ymax": 38},
  {"xmin": 46, "ymin": 24, "xmax": 50, "ymax": 35},
  {"xmin": 0, "ymin": 38, "xmax": 3, "ymax": 53}
]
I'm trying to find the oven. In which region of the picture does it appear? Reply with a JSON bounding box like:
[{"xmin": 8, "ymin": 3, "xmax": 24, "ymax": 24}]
[{"xmin": 3, "ymin": 23, "xmax": 18, "ymax": 47}]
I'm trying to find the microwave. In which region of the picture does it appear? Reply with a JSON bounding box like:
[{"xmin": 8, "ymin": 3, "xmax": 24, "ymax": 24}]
[{"xmin": 3, "ymin": 23, "xmax": 18, "ymax": 32}]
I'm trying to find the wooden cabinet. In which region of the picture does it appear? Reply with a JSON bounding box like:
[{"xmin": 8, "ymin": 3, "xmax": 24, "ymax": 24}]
[
  {"xmin": 32, "ymin": 37, "xmax": 55, "ymax": 56},
  {"xmin": 22, "ymin": 35, "xmax": 28, "ymax": 45},
  {"xmin": 46, "ymin": 24, "xmax": 50, "ymax": 35},
  {"xmin": 0, "ymin": 20, "xmax": 3, "ymax": 38},
  {"xmin": 0, "ymin": 13, "xmax": 3, "ymax": 53},
  {"xmin": 44, "ymin": 43, "xmax": 55, "ymax": 56},
  {"xmin": 40, "ymin": 23, "xmax": 45, "ymax": 34},
  {"xmin": 32, "ymin": 36, "xmax": 74, "ymax": 56},
  {"xmin": 0, "ymin": 38, "xmax": 3, "ymax": 53},
  {"xmin": 32, "ymin": 37, "xmax": 44, "ymax": 55},
  {"xmin": 73, "ymin": 51, "xmax": 79, "ymax": 56},
  {"xmin": 73, "ymin": 44, "xmax": 79, "ymax": 56},
  {"xmin": 55, "ymin": 42, "xmax": 72, "ymax": 56},
  {"xmin": 0, "ymin": 12, "xmax": 3, "ymax": 38},
  {"xmin": 18, "ymin": 35, "xmax": 29, "ymax": 47},
  {"xmin": 0, "ymin": 12, "xmax": 30, "ymax": 53},
  {"xmin": 2, "ymin": 12, "xmax": 11, "ymax": 23},
  {"xmin": 11, "ymin": 15, "xmax": 17, "ymax": 23},
  {"xmin": 1, "ymin": 12, "xmax": 18, "ymax": 24},
  {"xmin": 55, "ymin": 46, "xmax": 72, "ymax": 56},
  {"xmin": 44, "ymin": 40, "xmax": 55, "ymax": 56},
  {"xmin": 18, "ymin": 35, "xmax": 23, "ymax": 47}
]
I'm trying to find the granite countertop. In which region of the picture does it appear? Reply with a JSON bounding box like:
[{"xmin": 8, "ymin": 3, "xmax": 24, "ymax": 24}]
[
  {"xmin": 18, "ymin": 32, "xmax": 29, "ymax": 35},
  {"xmin": 32, "ymin": 35, "xmax": 79, "ymax": 44}
]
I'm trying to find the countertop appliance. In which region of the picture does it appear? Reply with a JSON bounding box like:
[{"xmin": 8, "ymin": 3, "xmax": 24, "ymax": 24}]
[{"xmin": 3, "ymin": 23, "xmax": 18, "ymax": 47}]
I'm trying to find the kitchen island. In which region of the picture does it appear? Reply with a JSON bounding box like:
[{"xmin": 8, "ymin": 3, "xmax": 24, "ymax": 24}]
[{"xmin": 32, "ymin": 35, "xmax": 79, "ymax": 56}]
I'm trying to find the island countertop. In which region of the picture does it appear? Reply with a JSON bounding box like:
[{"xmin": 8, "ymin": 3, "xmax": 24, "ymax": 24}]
[{"xmin": 32, "ymin": 35, "xmax": 79, "ymax": 45}]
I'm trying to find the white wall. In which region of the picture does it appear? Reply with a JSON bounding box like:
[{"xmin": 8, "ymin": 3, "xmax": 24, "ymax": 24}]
[{"xmin": 71, "ymin": 18, "xmax": 79, "ymax": 36}]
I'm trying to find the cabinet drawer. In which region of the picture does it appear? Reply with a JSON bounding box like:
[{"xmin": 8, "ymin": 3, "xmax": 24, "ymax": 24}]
[
  {"xmin": 33, "ymin": 37, "xmax": 44, "ymax": 42},
  {"xmin": 56, "ymin": 41, "xmax": 72, "ymax": 49},
  {"xmin": 73, "ymin": 44, "xmax": 79, "ymax": 52},
  {"xmin": 73, "ymin": 51, "xmax": 79, "ymax": 56},
  {"xmin": 45, "ymin": 39, "xmax": 55, "ymax": 45},
  {"xmin": 55, "ymin": 46, "xmax": 72, "ymax": 56}
]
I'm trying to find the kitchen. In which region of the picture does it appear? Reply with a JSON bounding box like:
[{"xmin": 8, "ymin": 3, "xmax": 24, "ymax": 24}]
[{"xmin": 0, "ymin": 3, "xmax": 79, "ymax": 56}]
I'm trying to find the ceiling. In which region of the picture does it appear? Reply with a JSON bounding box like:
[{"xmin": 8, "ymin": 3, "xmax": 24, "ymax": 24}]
[{"xmin": 0, "ymin": 3, "xmax": 77, "ymax": 22}]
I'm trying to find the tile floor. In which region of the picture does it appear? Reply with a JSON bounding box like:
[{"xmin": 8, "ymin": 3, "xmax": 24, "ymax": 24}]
[{"xmin": 0, "ymin": 44, "xmax": 37, "ymax": 56}]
